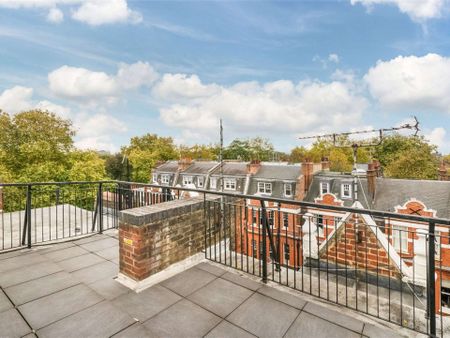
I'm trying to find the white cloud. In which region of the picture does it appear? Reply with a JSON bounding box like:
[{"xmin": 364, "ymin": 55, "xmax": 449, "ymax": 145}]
[
  {"xmin": 74, "ymin": 113, "xmax": 128, "ymax": 152},
  {"xmin": 365, "ymin": 53, "xmax": 450, "ymax": 113},
  {"xmin": 35, "ymin": 100, "xmax": 71, "ymax": 116},
  {"xmin": 425, "ymin": 127, "xmax": 447, "ymax": 149},
  {"xmin": 47, "ymin": 7, "xmax": 64, "ymax": 23},
  {"xmin": 0, "ymin": 86, "xmax": 33, "ymax": 113},
  {"xmin": 48, "ymin": 61, "xmax": 156, "ymax": 101},
  {"xmin": 155, "ymin": 75, "xmax": 368, "ymax": 139},
  {"xmin": 351, "ymin": 0, "xmax": 446, "ymax": 21},
  {"xmin": 328, "ymin": 53, "xmax": 340, "ymax": 63},
  {"xmin": 71, "ymin": 0, "xmax": 142, "ymax": 26},
  {"xmin": 0, "ymin": 0, "xmax": 142, "ymax": 25}
]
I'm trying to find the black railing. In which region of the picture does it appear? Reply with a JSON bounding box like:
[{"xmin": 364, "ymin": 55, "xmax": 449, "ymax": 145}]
[{"xmin": 1, "ymin": 180, "xmax": 450, "ymax": 337}]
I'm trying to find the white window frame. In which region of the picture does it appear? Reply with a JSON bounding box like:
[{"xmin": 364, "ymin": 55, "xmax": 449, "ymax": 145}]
[
  {"xmin": 183, "ymin": 175, "xmax": 193, "ymax": 186},
  {"xmin": 224, "ymin": 178, "xmax": 236, "ymax": 190},
  {"xmin": 197, "ymin": 176, "xmax": 204, "ymax": 187},
  {"xmin": 392, "ymin": 225, "xmax": 408, "ymax": 254},
  {"xmin": 341, "ymin": 183, "xmax": 352, "ymax": 199},
  {"xmin": 320, "ymin": 182, "xmax": 329, "ymax": 195},
  {"xmin": 210, "ymin": 177, "xmax": 217, "ymax": 189},
  {"xmin": 284, "ymin": 183, "xmax": 292, "ymax": 197},
  {"xmin": 258, "ymin": 182, "xmax": 272, "ymax": 195},
  {"xmin": 152, "ymin": 174, "xmax": 158, "ymax": 183},
  {"xmin": 161, "ymin": 174, "xmax": 170, "ymax": 185}
]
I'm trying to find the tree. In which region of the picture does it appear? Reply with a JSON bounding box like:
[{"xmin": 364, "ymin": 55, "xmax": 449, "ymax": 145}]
[
  {"xmin": 103, "ymin": 153, "xmax": 128, "ymax": 180},
  {"xmin": 122, "ymin": 134, "xmax": 177, "ymax": 182},
  {"xmin": 289, "ymin": 146, "xmax": 308, "ymax": 163},
  {"xmin": 68, "ymin": 151, "xmax": 107, "ymax": 182},
  {"xmin": 178, "ymin": 144, "xmax": 219, "ymax": 161},
  {"xmin": 224, "ymin": 137, "xmax": 274, "ymax": 161}
]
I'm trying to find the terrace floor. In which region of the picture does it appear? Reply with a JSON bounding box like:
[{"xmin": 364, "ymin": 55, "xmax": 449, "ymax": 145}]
[{"xmin": 0, "ymin": 231, "xmax": 418, "ymax": 338}]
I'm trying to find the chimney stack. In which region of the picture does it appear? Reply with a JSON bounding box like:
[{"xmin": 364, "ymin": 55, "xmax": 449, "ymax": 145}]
[
  {"xmin": 321, "ymin": 157, "xmax": 330, "ymax": 171},
  {"xmin": 367, "ymin": 162, "xmax": 376, "ymax": 198},
  {"xmin": 302, "ymin": 160, "xmax": 314, "ymax": 195},
  {"xmin": 438, "ymin": 162, "xmax": 448, "ymax": 181},
  {"xmin": 178, "ymin": 158, "xmax": 193, "ymax": 171},
  {"xmin": 246, "ymin": 160, "xmax": 261, "ymax": 175}
]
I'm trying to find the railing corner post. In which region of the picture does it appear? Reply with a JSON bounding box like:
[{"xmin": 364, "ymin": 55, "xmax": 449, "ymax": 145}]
[
  {"xmin": 98, "ymin": 182, "xmax": 103, "ymax": 234},
  {"xmin": 427, "ymin": 221, "xmax": 436, "ymax": 337},
  {"xmin": 26, "ymin": 184, "xmax": 32, "ymax": 249}
]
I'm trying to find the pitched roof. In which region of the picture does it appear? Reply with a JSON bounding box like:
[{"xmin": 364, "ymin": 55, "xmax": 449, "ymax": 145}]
[
  {"xmin": 252, "ymin": 163, "xmax": 301, "ymax": 181},
  {"xmin": 155, "ymin": 161, "xmax": 179, "ymax": 173},
  {"xmin": 372, "ymin": 178, "xmax": 450, "ymax": 218},
  {"xmin": 181, "ymin": 161, "xmax": 218, "ymax": 174},
  {"xmin": 210, "ymin": 162, "xmax": 248, "ymax": 176}
]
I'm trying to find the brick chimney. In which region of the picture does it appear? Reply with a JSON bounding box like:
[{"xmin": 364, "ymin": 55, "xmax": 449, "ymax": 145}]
[
  {"xmin": 321, "ymin": 157, "xmax": 330, "ymax": 171},
  {"xmin": 438, "ymin": 162, "xmax": 448, "ymax": 181},
  {"xmin": 246, "ymin": 160, "xmax": 261, "ymax": 175},
  {"xmin": 178, "ymin": 158, "xmax": 193, "ymax": 171},
  {"xmin": 299, "ymin": 160, "xmax": 314, "ymax": 198},
  {"xmin": 367, "ymin": 162, "xmax": 376, "ymax": 198}
]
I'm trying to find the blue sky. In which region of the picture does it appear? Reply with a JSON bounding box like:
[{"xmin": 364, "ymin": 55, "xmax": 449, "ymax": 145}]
[{"xmin": 0, "ymin": 0, "xmax": 449, "ymax": 154}]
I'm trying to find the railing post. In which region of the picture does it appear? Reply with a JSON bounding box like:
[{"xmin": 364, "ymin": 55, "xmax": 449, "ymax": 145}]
[
  {"xmin": 98, "ymin": 182, "xmax": 103, "ymax": 234},
  {"xmin": 26, "ymin": 185, "xmax": 32, "ymax": 248},
  {"xmin": 427, "ymin": 221, "xmax": 436, "ymax": 337},
  {"xmin": 260, "ymin": 201, "xmax": 268, "ymax": 283}
]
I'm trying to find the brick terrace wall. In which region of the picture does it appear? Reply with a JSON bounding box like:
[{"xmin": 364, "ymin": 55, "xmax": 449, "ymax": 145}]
[{"xmin": 119, "ymin": 197, "xmax": 220, "ymax": 281}]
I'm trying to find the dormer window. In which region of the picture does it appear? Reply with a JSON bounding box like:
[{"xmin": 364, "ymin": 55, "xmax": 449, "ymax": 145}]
[
  {"xmin": 341, "ymin": 183, "xmax": 352, "ymax": 199},
  {"xmin": 210, "ymin": 177, "xmax": 217, "ymax": 189},
  {"xmin": 152, "ymin": 174, "xmax": 158, "ymax": 183},
  {"xmin": 224, "ymin": 178, "xmax": 236, "ymax": 190},
  {"xmin": 284, "ymin": 183, "xmax": 292, "ymax": 197},
  {"xmin": 183, "ymin": 175, "xmax": 193, "ymax": 186},
  {"xmin": 258, "ymin": 182, "xmax": 272, "ymax": 195},
  {"xmin": 197, "ymin": 176, "xmax": 204, "ymax": 188},
  {"xmin": 320, "ymin": 182, "xmax": 329, "ymax": 195},
  {"xmin": 161, "ymin": 174, "xmax": 170, "ymax": 185}
]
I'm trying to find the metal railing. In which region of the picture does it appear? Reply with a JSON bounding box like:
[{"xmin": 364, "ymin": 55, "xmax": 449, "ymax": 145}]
[{"xmin": 1, "ymin": 180, "xmax": 449, "ymax": 337}]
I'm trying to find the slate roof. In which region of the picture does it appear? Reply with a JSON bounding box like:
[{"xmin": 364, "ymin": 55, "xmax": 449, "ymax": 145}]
[
  {"xmin": 252, "ymin": 163, "xmax": 301, "ymax": 181},
  {"xmin": 372, "ymin": 178, "xmax": 450, "ymax": 218},
  {"xmin": 181, "ymin": 161, "xmax": 218, "ymax": 174},
  {"xmin": 154, "ymin": 161, "xmax": 179, "ymax": 173},
  {"xmin": 210, "ymin": 162, "xmax": 248, "ymax": 177}
]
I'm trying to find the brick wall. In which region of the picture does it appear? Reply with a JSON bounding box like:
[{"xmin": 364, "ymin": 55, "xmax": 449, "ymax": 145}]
[{"xmin": 119, "ymin": 197, "xmax": 220, "ymax": 281}]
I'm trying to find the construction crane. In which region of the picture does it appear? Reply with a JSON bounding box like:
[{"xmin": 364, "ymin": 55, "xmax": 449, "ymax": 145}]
[{"xmin": 298, "ymin": 117, "xmax": 420, "ymax": 202}]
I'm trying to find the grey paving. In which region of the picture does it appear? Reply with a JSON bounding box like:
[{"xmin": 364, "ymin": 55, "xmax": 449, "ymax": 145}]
[
  {"xmin": 57, "ymin": 252, "xmax": 104, "ymax": 272},
  {"xmin": 161, "ymin": 267, "xmax": 217, "ymax": 297},
  {"xmin": 0, "ymin": 308, "xmax": 32, "ymax": 338},
  {"xmin": 113, "ymin": 284, "xmax": 181, "ymax": 321},
  {"xmin": 144, "ymin": 299, "xmax": 221, "ymax": 338},
  {"xmin": 5, "ymin": 271, "xmax": 79, "ymax": 305},
  {"xmin": 227, "ymin": 293, "xmax": 300, "ymax": 338},
  {"xmin": 188, "ymin": 278, "xmax": 253, "ymax": 317},
  {"xmin": 37, "ymin": 301, "xmax": 135, "ymax": 338},
  {"xmin": 205, "ymin": 320, "xmax": 256, "ymax": 338},
  {"xmin": 18, "ymin": 284, "xmax": 103, "ymax": 329},
  {"xmin": 0, "ymin": 234, "xmax": 408, "ymax": 338}
]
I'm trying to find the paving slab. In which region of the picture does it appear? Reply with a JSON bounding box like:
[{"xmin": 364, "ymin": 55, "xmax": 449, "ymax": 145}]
[
  {"xmin": 94, "ymin": 245, "xmax": 119, "ymax": 261},
  {"xmin": 0, "ymin": 248, "xmax": 34, "ymax": 261},
  {"xmin": 221, "ymin": 272, "xmax": 262, "ymax": 291},
  {"xmin": 303, "ymin": 301, "xmax": 364, "ymax": 333},
  {"xmin": 113, "ymin": 284, "xmax": 181, "ymax": 321},
  {"xmin": 57, "ymin": 252, "xmax": 104, "ymax": 272},
  {"xmin": 188, "ymin": 278, "xmax": 252, "ymax": 317},
  {"xmin": 227, "ymin": 293, "xmax": 300, "ymax": 338},
  {"xmin": 0, "ymin": 253, "xmax": 47, "ymax": 273},
  {"xmin": 0, "ymin": 261, "xmax": 62, "ymax": 288},
  {"xmin": 33, "ymin": 242, "xmax": 75, "ymax": 254},
  {"xmin": 257, "ymin": 286, "xmax": 307, "ymax": 310},
  {"xmin": 5, "ymin": 271, "xmax": 79, "ymax": 305},
  {"xmin": 112, "ymin": 322, "xmax": 153, "ymax": 338},
  {"xmin": 195, "ymin": 262, "xmax": 227, "ymax": 277},
  {"xmin": 205, "ymin": 320, "xmax": 257, "ymax": 338},
  {"xmin": 284, "ymin": 311, "xmax": 361, "ymax": 338},
  {"xmin": 79, "ymin": 237, "xmax": 118, "ymax": 252},
  {"xmin": 37, "ymin": 301, "xmax": 135, "ymax": 338},
  {"xmin": 0, "ymin": 308, "xmax": 32, "ymax": 338},
  {"xmin": 161, "ymin": 267, "xmax": 217, "ymax": 297},
  {"xmin": 18, "ymin": 284, "xmax": 103, "ymax": 329},
  {"xmin": 73, "ymin": 234, "xmax": 105, "ymax": 245},
  {"xmin": 43, "ymin": 246, "xmax": 89, "ymax": 262},
  {"xmin": 363, "ymin": 323, "xmax": 408, "ymax": 338},
  {"xmin": 87, "ymin": 277, "xmax": 129, "ymax": 300},
  {"xmin": 0, "ymin": 289, "xmax": 13, "ymax": 312},
  {"xmin": 71, "ymin": 260, "xmax": 118, "ymax": 284},
  {"xmin": 144, "ymin": 299, "xmax": 221, "ymax": 338}
]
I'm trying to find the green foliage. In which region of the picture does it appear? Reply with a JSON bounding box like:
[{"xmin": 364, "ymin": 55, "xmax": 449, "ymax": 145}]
[
  {"xmin": 122, "ymin": 133, "xmax": 177, "ymax": 183},
  {"xmin": 223, "ymin": 137, "xmax": 274, "ymax": 161},
  {"xmin": 103, "ymin": 153, "xmax": 129, "ymax": 180},
  {"xmin": 178, "ymin": 144, "xmax": 219, "ymax": 160}
]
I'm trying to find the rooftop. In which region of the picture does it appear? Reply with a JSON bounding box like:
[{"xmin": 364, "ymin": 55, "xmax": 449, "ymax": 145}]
[{"xmin": 0, "ymin": 231, "xmax": 410, "ymax": 338}]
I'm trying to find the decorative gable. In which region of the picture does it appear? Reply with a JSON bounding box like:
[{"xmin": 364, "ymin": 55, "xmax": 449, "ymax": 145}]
[
  {"xmin": 314, "ymin": 193, "xmax": 344, "ymax": 206},
  {"xmin": 394, "ymin": 198, "xmax": 437, "ymax": 217}
]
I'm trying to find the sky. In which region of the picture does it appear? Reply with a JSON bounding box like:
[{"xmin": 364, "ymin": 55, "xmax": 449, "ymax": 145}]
[{"xmin": 0, "ymin": 0, "xmax": 449, "ymax": 154}]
